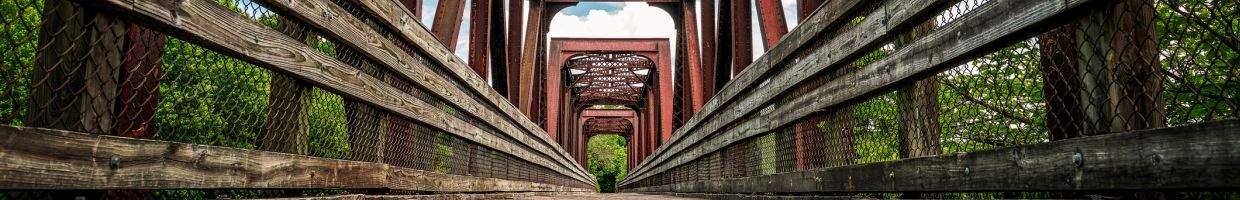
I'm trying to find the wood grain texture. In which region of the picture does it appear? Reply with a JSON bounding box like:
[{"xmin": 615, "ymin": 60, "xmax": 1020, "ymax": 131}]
[
  {"xmin": 254, "ymin": 0, "xmax": 589, "ymax": 184},
  {"xmin": 623, "ymin": 0, "xmax": 940, "ymax": 184},
  {"xmin": 341, "ymin": 0, "xmax": 593, "ymax": 183},
  {"xmin": 69, "ymin": 0, "xmax": 590, "ymax": 187},
  {"xmin": 624, "ymin": 0, "xmax": 873, "ymax": 182},
  {"xmin": 622, "ymin": 121, "xmax": 1240, "ymax": 193},
  {"xmin": 0, "ymin": 125, "xmax": 594, "ymax": 192},
  {"xmin": 624, "ymin": 0, "xmax": 1093, "ymax": 185},
  {"xmin": 0, "ymin": 125, "xmax": 388, "ymax": 189}
]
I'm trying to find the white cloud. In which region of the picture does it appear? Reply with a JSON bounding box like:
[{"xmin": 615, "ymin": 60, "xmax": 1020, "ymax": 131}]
[
  {"xmin": 547, "ymin": 2, "xmax": 678, "ymax": 65},
  {"xmin": 548, "ymin": 3, "xmax": 675, "ymax": 39}
]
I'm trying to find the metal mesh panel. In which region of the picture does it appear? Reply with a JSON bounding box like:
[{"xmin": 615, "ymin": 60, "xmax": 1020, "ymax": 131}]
[
  {"xmin": 623, "ymin": 0, "xmax": 1238, "ymax": 197},
  {"xmin": 0, "ymin": 0, "xmax": 589, "ymax": 197}
]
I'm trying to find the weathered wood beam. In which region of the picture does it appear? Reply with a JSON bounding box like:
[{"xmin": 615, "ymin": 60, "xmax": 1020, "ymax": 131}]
[
  {"xmin": 343, "ymin": 0, "xmax": 594, "ymax": 183},
  {"xmin": 624, "ymin": 0, "xmax": 869, "ymax": 182},
  {"xmin": 622, "ymin": 0, "xmax": 879, "ymax": 184},
  {"xmin": 431, "ymin": 0, "xmax": 467, "ymax": 49},
  {"xmin": 71, "ymin": 0, "xmax": 591, "ymax": 186},
  {"xmin": 624, "ymin": 121, "xmax": 1240, "ymax": 193},
  {"xmin": 255, "ymin": 0, "xmax": 592, "ymax": 183},
  {"xmin": 624, "ymin": 0, "xmax": 1094, "ymax": 185},
  {"xmin": 0, "ymin": 125, "xmax": 592, "ymax": 192}
]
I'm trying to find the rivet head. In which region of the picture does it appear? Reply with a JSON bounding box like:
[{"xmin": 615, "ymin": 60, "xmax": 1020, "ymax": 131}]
[
  {"xmin": 1072, "ymin": 150, "xmax": 1084, "ymax": 168},
  {"xmin": 108, "ymin": 156, "xmax": 120, "ymax": 170},
  {"xmin": 964, "ymin": 167, "xmax": 971, "ymax": 175}
]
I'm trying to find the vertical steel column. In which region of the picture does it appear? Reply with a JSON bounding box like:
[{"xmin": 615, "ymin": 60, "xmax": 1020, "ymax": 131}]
[
  {"xmin": 506, "ymin": 0, "xmax": 525, "ymax": 100},
  {"xmin": 468, "ymin": 0, "xmax": 492, "ymax": 79},
  {"xmin": 545, "ymin": 41, "xmax": 564, "ymax": 141},
  {"xmin": 489, "ymin": 0, "xmax": 508, "ymax": 93},
  {"xmin": 755, "ymin": 0, "xmax": 787, "ymax": 49},
  {"xmin": 699, "ymin": 0, "xmax": 719, "ymax": 98},
  {"xmin": 796, "ymin": 0, "xmax": 824, "ymax": 21},
  {"xmin": 399, "ymin": 0, "xmax": 422, "ymax": 19},
  {"xmin": 680, "ymin": 0, "xmax": 707, "ymax": 112},
  {"xmin": 714, "ymin": 0, "xmax": 732, "ymax": 87},
  {"xmin": 730, "ymin": 0, "xmax": 753, "ymax": 76},
  {"xmin": 431, "ymin": 0, "xmax": 466, "ymax": 49},
  {"xmin": 518, "ymin": 0, "xmax": 546, "ymax": 119},
  {"xmin": 654, "ymin": 44, "xmax": 675, "ymax": 143}
]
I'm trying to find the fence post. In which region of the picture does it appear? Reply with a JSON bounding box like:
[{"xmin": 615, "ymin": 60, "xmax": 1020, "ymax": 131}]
[
  {"xmin": 29, "ymin": 1, "xmax": 122, "ymax": 133},
  {"xmin": 895, "ymin": 21, "xmax": 942, "ymax": 159},
  {"xmin": 895, "ymin": 20, "xmax": 941, "ymax": 199},
  {"xmin": 1042, "ymin": 0, "xmax": 1164, "ymax": 198},
  {"xmin": 1074, "ymin": 0, "xmax": 1165, "ymax": 136},
  {"xmin": 260, "ymin": 16, "xmax": 313, "ymax": 155},
  {"xmin": 335, "ymin": 34, "xmax": 387, "ymax": 163},
  {"xmin": 29, "ymin": 1, "xmax": 164, "ymax": 198}
]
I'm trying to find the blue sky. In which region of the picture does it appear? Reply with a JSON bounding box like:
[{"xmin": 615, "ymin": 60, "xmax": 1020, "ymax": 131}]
[{"xmin": 560, "ymin": 2, "xmax": 625, "ymax": 16}]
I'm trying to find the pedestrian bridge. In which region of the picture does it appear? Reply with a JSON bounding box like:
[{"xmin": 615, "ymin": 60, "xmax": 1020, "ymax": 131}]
[{"xmin": 0, "ymin": 0, "xmax": 1237, "ymax": 199}]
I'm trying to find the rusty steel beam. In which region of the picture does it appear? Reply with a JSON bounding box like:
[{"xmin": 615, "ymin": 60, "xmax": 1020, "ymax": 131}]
[
  {"xmin": 756, "ymin": 0, "xmax": 788, "ymax": 49},
  {"xmin": 400, "ymin": 0, "xmax": 422, "ymax": 19},
  {"xmin": 730, "ymin": 0, "xmax": 753, "ymax": 76},
  {"xmin": 488, "ymin": 0, "xmax": 508, "ymax": 93},
  {"xmin": 468, "ymin": 0, "xmax": 492, "ymax": 78},
  {"xmin": 680, "ymin": 0, "xmax": 706, "ymax": 113},
  {"xmin": 506, "ymin": 0, "xmax": 525, "ymax": 100},
  {"xmin": 431, "ymin": 0, "xmax": 466, "ymax": 49},
  {"xmin": 712, "ymin": 0, "xmax": 731, "ymax": 88},
  {"xmin": 797, "ymin": 0, "xmax": 824, "ymax": 21},
  {"xmin": 518, "ymin": 0, "xmax": 546, "ymax": 118}
]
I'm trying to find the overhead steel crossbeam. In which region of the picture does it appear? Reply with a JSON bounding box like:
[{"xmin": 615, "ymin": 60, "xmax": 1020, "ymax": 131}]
[
  {"xmin": 565, "ymin": 53, "xmax": 654, "ymax": 106},
  {"xmin": 582, "ymin": 117, "xmax": 634, "ymax": 136}
]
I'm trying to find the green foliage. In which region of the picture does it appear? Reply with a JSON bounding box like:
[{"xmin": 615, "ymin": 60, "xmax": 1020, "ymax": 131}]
[
  {"xmin": 435, "ymin": 131, "xmax": 455, "ymax": 173},
  {"xmin": 587, "ymin": 134, "xmax": 628, "ymax": 192},
  {"xmin": 0, "ymin": 0, "xmax": 40, "ymax": 126},
  {"xmin": 154, "ymin": 38, "xmax": 271, "ymax": 149}
]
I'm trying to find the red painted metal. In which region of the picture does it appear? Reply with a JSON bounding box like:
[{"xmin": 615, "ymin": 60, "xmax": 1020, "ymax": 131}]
[
  {"xmin": 505, "ymin": 0, "xmax": 524, "ymax": 101},
  {"xmin": 700, "ymin": 0, "xmax": 720, "ymax": 94},
  {"xmin": 399, "ymin": 0, "xmax": 422, "ymax": 19},
  {"xmin": 730, "ymin": 0, "xmax": 753, "ymax": 76},
  {"xmin": 488, "ymin": 0, "xmax": 508, "ymax": 93},
  {"xmin": 468, "ymin": 0, "xmax": 492, "ymax": 78},
  {"xmin": 547, "ymin": 38, "xmax": 672, "ymax": 149},
  {"xmin": 431, "ymin": 0, "xmax": 466, "ymax": 49},
  {"xmin": 756, "ymin": 0, "xmax": 788, "ymax": 49},
  {"xmin": 680, "ymin": 0, "xmax": 706, "ymax": 113},
  {"xmin": 582, "ymin": 118, "xmax": 633, "ymax": 137},
  {"xmin": 115, "ymin": 25, "xmax": 164, "ymax": 138},
  {"xmin": 797, "ymin": 0, "xmax": 825, "ymax": 21}
]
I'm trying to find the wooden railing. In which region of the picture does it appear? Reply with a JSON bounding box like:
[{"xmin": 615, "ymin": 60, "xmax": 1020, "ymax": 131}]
[
  {"xmin": 619, "ymin": 0, "xmax": 1240, "ymax": 195},
  {"xmin": 0, "ymin": 0, "xmax": 593, "ymax": 195}
]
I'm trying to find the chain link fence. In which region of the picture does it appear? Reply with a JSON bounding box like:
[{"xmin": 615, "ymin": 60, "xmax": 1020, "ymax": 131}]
[
  {"xmin": 623, "ymin": 0, "xmax": 1237, "ymax": 198},
  {"xmin": 0, "ymin": 0, "xmax": 589, "ymax": 198}
]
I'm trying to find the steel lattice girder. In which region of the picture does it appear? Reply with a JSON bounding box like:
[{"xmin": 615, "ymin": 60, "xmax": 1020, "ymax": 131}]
[
  {"xmin": 565, "ymin": 53, "xmax": 654, "ymax": 106},
  {"xmin": 582, "ymin": 117, "xmax": 634, "ymax": 136}
]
